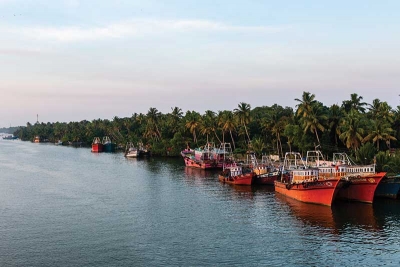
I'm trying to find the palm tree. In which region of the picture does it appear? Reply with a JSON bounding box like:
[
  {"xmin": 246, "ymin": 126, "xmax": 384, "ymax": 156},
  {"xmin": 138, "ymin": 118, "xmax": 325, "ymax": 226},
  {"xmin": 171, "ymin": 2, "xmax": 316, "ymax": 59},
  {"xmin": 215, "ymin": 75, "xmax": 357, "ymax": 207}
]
[
  {"xmin": 146, "ymin": 107, "xmax": 162, "ymax": 140},
  {"xmin": 339, "ymin": 110, "xmax": 365, "ymax": 151},
  {"xmin": 233, "ymin": 102, "xmax": 251, "ymax": 144},
  {"xmin": 301, "ymin": 103, "xmax": 327, "ymax": 146},
  {"xmin": 294, "ymin": 91, "xmax": 317, "ymax": 118},
  {"xmin": 218, "ymin": 110, "xmax": 237, "ymax": 150},
  {"xmin": 201, "ymin": 110, "xmax": 221, "ymax": 143},
  {"xmin": 185, "ymin": 111, "xmax": 201, "ymax": 144},
  {"xmin": 261, "ymin": 112, "xmax": 288, "ymax": 158},
  {"xmin": 342, "ymin": 93, "xmax": 367, "ymax": 113},
  {"xmin": 328, "ymin": 104, "xmax": 343, "ymax": 146},
  {"xmin": 362, "ymin": 120, "xmax": 397, "ymax": 150},
  {"xmin": 169, "ymin": 107, "xmax": 183, "ymax": 134}
]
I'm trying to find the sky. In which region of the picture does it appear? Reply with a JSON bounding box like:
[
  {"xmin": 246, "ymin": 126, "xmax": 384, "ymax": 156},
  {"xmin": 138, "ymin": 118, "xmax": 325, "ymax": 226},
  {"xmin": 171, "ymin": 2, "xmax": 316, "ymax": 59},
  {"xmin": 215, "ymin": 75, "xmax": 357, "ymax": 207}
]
[{"xmin": 1, "ymin": 0, "xmax": 400, "ymax": 127}]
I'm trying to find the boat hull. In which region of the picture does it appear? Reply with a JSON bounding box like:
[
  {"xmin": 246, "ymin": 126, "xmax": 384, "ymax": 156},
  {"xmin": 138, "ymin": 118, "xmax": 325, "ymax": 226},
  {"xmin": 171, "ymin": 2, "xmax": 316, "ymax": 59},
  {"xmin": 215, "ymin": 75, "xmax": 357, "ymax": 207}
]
[
  {"xmin": 218, "ymin": 173, "xmax": 254, "ymax": 186},
  {"xmin": 274, "ymin": 178, "xmax": 343, "ymax": 206},
  {"xmin": 375, "ymin": 176, "xmax": 400, "ymax": 199},
  {"xmin": 183, "ymin": 156, "xmax": 217, "ymax": 169},
  {"xmin": 253, "ymin": 172, "xmax": 280, "ymax": 185},
  {"xmin": 91, "ymin": 143, "xmax": 103, "ymax": 153},
  {"xmin": 103, "ymin": 143, "xmax": 116, "ymax": 152},
  {"xmin": 336, "ymin": 172, "xmax": 386, "ymax": 203}
]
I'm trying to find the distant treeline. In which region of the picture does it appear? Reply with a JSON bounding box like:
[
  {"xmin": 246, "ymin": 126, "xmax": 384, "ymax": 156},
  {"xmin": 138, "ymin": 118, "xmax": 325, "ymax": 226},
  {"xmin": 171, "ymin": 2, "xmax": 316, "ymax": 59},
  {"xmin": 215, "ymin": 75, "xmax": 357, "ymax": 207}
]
[
  {"xmin": 0, "ymin": 126, "xmax": 20, "ymax": 134},
  {"xmin": 13, "ymin": 92, "xmax": 400, "ymax": 174}
]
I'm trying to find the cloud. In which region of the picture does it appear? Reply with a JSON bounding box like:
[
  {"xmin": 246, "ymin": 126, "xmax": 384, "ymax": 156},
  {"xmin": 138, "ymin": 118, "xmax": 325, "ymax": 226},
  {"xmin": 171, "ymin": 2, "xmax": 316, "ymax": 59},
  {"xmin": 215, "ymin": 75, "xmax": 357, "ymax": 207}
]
[{"xmin": 3, "ymin": 18, "xmax": 291, "ymax": 42}]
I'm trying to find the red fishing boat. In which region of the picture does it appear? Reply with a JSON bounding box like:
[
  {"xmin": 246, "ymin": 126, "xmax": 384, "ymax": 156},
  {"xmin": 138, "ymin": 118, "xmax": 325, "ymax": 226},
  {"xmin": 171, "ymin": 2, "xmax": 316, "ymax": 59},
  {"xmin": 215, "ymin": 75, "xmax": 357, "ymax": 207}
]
[
  {"xmin": 274, "ymin": 152, "xmax": 343, "ymax": 206},
  {"xmin": 91, "ymin": 137, "xmax": 103, "ymax": 153},
  {"xmin": 331, "ymin": 153, "xmax": 386, "ymax": 203},
  {"xmin": 219, "ymin": 164, "xmax": 254, "ymax": 185},
  {"xmin": 181, "ymin": 143, "xmax": 218, "ymax": 169},
  {"xmin": 250, "ymin": 154, "xmax": 281, "ymax": 185}
]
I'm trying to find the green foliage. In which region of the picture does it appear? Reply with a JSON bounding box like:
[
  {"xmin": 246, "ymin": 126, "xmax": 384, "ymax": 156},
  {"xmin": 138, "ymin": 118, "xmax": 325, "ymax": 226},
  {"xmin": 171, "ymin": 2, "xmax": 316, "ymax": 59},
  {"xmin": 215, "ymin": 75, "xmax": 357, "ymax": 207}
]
[
  {"xmin": 376, "ymin": 151, "xmax": 391, "ymax": 173},
  {"xmin": 12, "ymin": 93, "xmax": 400, "ymax": 159},
  {"xmin": 355, "ymin": 142, "xmax": 377, "ymax": 164}
]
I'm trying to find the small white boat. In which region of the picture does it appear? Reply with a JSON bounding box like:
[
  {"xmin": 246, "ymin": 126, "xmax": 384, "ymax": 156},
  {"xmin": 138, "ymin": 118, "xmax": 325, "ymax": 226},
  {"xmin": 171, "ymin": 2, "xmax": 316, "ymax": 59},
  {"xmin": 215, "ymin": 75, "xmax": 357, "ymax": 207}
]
[
  {"xmin": 125, "ymin": 142, "xmax": 139, "ymax": 158},
  {"xmin": 55, "ymin": 140, "xmax": 62, "ymax": 145}
]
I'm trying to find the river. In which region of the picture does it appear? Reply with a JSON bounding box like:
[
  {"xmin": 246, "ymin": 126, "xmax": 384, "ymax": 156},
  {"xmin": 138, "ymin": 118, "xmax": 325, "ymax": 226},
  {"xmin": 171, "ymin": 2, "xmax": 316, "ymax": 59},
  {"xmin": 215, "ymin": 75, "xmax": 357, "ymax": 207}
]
[{"xmin": 1, "ymin": 139, "xmax": 400, "ymax": 266}]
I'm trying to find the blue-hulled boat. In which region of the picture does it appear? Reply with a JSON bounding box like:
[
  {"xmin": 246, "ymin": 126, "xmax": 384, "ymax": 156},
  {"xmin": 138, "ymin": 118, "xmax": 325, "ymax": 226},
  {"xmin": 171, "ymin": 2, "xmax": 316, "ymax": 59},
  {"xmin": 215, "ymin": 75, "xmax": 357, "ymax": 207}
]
[
  {"xmin": 375, "ymin": 175, "xmax": 400, "ymax": 199},
  {"xmin": 102, "ymin": 136, "xmax": 116, "ymax": 152}
]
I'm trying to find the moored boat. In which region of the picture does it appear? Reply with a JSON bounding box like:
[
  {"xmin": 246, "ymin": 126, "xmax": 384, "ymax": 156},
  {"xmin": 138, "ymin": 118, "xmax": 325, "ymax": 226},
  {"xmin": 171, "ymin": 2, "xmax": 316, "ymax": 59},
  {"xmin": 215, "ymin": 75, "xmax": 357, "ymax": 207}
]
[
  {"xmin": 250, "ymin": 154, "xmax": 281, "ymax": 185},
  {"xmin": 125, "ymin": 142, "xmax": 139, "ymax": 158},
  {"xmin": 274, "ymin": 152, "xmax": 343, "ymax": 206},
  {"xmin": 181, "ymin": 143, "xmax": 218, "ymax": 169},
  {"xmin": 3, "ymin": 135, "xmax": 18, "ymax": 140},
  {"xmin": 91, "ymin": 137, "xmax": 103, "ymax": 152},
  {"xmin": 218, "ymin": 163, "xmax": 254, "ymax": 185},
  {"xmin": 375, "ymin": 175, "xmax": 400, "ymax": 199},
  {"xmin": 102, "ymin": 136, "xmax": 116, "ymax": 152},
  {"xmin": 332, "ymin": 153, "xmax": 386, "ymax": 203},
  {"xmin": 33, "ymin": 136, "xmax": 41, "ymax": 143}
]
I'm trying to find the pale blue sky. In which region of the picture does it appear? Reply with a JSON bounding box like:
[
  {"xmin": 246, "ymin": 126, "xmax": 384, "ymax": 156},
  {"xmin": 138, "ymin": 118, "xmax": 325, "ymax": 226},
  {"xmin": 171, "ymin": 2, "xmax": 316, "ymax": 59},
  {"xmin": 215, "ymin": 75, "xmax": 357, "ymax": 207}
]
[{"xmin": 1, "ymin": 0, "xmax": 400, "ymax": 127}]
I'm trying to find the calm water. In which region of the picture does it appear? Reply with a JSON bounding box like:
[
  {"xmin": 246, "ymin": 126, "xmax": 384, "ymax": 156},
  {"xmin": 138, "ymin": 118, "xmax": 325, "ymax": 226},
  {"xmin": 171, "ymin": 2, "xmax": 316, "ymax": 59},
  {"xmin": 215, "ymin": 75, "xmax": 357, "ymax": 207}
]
[{"xmin": 1, "ymin": 139, "xmax": 400, "ymax": 266}]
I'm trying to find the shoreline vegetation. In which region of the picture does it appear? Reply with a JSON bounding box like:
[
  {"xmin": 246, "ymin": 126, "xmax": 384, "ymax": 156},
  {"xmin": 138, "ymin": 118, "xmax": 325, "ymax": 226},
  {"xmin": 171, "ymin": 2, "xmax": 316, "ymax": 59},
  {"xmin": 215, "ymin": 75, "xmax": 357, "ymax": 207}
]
[{"xmin": 9, "ymin": 92, "xmax": 400, "ymax": 175}]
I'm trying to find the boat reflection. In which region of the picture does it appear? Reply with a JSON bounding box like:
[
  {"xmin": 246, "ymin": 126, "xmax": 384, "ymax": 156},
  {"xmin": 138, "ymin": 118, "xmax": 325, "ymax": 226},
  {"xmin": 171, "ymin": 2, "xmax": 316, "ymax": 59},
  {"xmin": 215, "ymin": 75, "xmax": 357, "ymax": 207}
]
[
  {"xmin": 373, "ymin": 198, "xmax": 400, "ymax": 224},
  {"xmin": 275, "ymin": 194, "xmax": 336, "ymax": 229},
  {"xmin": 276, "ymin": 194, "xmax": 383, "ymax": 233},
  {"xmin": 184, "ymin": 166, "xmax": 218, "ymax": 179},
  {"xmin": 332, "ymin": 201, "xmax": 383, "ymax": 231},
  {"xmin": 222, "ymin": 184, "xmax": 275, "ymax": 200}
]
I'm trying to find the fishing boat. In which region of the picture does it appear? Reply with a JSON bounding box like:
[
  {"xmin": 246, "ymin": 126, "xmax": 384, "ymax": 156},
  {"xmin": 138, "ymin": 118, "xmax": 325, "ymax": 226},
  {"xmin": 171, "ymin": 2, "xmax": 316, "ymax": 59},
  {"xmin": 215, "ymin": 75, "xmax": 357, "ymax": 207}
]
[
  {"xmin": 218, "ymin": 163, "xmax": 254, "ymax": 185},
  {"xmin": 3, "ymin": 135, "xmax": 18, "ymax": 140},
  {"xmin": 274, "ymin": 152, "xmax": 343, "ymax": 206},
  {"xmin": 249, "ymin": 153, "xmax": 281, "ymax": 185},
  {"xmin": 33, "ymin": 136, "xmax": 41, "ymax": 143},
  {"xmin": 138, "ymin": 142, "xmax": 150, "ymax": 157},
  {"xmin": 181, "ymin": 143, "xmax": 218, "ymax": 169},
  {"xmin": 375, "ymin": 175, "xmax": 400, "ymax": 199},
  {"xmin": 213, "ymin": 143, "xmax": 233, "ymax": 168},
  {"xmin": 102, "ymin": 136, "xmax": 116, "ymax": 152},
  {"xmin": 91, "ymin": 137, "xmax": 103, "ymax": 152},
  {"xmin": 332, "ymin": 153, "xmax": 386, "ymax": 203},
  {"xmin": 55, "ymin": 140, "xmax": 62, "ymax": 145},
  {"xmin": 125, "ymin": 142, "xmax": 139, "ymax": 158}
]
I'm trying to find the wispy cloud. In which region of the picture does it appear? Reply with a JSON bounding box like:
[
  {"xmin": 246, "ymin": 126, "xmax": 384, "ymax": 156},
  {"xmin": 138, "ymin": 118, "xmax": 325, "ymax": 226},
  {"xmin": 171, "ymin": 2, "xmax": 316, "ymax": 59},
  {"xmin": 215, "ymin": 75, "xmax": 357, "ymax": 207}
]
[{"xmin": 3, "ymin": 19, "xmax": 291, "ymax": 42}]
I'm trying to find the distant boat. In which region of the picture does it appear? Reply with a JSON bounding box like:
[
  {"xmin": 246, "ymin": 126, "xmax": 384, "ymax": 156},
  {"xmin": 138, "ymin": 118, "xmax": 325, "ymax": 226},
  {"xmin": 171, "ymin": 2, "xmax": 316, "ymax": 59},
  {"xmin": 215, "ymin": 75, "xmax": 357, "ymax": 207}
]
[
  {"xmin": 55, "ymin": 140, "xmax": 62, "ymax": 145},
  {"xmin": 33, "ymin": 136, "xmax": 40, "ymax": 143},
  {"xmin": 91, "ymin": 137, "xmax": 103, "ymax": 152},
  {"xmin": 181, "ymin": 142, "xmax": 218, "ymax": 169},
  {"xmin": 125, "ymin": 142, "xmax": 139, "ymax": 158},
  {"xmin": 3, "ymin": 135, "xmax": 18, "ymax": 140},
  {"xmin": 102, "ymin": 136, "xmax": 116, "ymax": 152}
]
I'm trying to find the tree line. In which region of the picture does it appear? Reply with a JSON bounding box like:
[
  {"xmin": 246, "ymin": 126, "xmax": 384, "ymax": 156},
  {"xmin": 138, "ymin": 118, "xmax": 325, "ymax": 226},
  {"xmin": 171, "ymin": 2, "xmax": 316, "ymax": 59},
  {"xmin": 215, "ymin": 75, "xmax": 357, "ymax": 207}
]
[{"xmin": 13, "ymin": 92, "xmax": 400, "ymax": 173}]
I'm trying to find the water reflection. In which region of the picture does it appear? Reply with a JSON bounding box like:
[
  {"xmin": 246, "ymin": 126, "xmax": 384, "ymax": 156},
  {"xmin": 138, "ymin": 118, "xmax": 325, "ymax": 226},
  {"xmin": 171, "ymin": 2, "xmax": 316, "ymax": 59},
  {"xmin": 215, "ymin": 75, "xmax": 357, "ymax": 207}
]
[
  {"xmin": 275, "ymin": 194, "xmax": 336, "ymax": 229},
  {"xmin": 276, "ymin": 194, "xmax": 386, "ymax": 233}
]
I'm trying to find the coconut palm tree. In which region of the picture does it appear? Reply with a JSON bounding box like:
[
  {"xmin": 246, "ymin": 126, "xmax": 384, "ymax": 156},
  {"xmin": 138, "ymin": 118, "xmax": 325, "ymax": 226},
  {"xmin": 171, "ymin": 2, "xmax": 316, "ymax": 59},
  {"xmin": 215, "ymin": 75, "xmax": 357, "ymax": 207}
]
[
  {"xmin": 233, "ymin": 102, "xmax": 251, "ymax": 144},
  {"xmin": 301, "ymin": 102, "xmax": 327, "ymax": 146},
  {"xmin": 342, "ymin": 93, "xmax": 367, "ymax": 113},
  {"xmin": 146, "ymin": 107, "xmax": 162, "ymax": 140},
  {"xmin": 185, "ymin": 111, "xmax": 201, "ymax": 144},
  {"xmin": 294, "ymin": 91, "xmax": 317, "ymax": 118},
  {"xmin": 339, "ymin": 110, "xmax": 365, "ymax": 151},
  {"xmin": 327, "ymin": 104, "xmax": 343, "ymax": 146},
  {"xmin": 218, "ymin": 110, "xmax": 237, "ymax": 150},
  {"xmin": 362, "ymin": 120, "xmax": 397, "ymax": 151}
]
